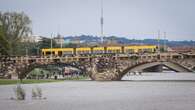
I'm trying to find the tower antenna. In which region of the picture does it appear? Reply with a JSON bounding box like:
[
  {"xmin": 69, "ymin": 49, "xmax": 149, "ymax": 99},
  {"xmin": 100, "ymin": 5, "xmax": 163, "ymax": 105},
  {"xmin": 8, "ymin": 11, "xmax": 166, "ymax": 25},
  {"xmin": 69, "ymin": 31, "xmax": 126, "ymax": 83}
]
[
  {"xmin": 164, "ymin": 32, "xmax": 166, "ymax": 52},
  {"xmin": 158, "ymin": 30, "xmax": 160, "ymax": 53},
  {"xmin": 50, "ymin": 33, "xmax": 53, "ymax": 60},
  {"xmin": 100, "ymin": 0, "xmax": 104, "ymax": 44}
]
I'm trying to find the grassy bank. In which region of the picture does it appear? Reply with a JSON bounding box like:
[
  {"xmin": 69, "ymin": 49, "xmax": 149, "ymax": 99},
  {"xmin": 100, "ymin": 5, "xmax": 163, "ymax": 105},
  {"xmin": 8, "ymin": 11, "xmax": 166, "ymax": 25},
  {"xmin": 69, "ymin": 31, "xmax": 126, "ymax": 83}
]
[
  {"xmin": 0, "ymin": 79, "xmax": 63, "ymax": 85},
  {"xmin": 63, "ymin": 76, "xmax": 89, "ymax": 80},
  {"xmin": 0, "ymin": 76, "xmax": 89, "ymax": 85}
]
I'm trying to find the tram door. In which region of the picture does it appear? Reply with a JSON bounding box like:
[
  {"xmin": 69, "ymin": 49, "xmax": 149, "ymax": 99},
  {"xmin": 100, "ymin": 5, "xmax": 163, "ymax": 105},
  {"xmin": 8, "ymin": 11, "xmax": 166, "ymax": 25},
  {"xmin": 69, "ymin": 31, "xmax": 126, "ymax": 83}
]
[{"xmin": 58, "ymin": 51, "xmax": 62, "ymax": 57}]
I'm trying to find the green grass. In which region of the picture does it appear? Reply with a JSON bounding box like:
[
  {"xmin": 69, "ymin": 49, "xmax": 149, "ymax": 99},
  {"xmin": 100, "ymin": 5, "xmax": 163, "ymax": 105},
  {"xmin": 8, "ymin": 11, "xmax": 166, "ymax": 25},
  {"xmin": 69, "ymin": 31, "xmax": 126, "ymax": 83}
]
[
  {"xmin": 0, "ymin": 76, "xmax": 89, "ymax": 85},
  {"xmin": 0, "ymin": 79, "xmax": 63, "ymax": 85}
]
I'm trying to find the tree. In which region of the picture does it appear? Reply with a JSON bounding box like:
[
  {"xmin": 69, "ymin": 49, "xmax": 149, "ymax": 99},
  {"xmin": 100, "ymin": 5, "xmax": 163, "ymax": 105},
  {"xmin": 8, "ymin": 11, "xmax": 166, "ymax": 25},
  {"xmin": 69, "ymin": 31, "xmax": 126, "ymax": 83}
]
[
  {"xmin": 0, "ymin": 25, "xmax": 10, "ymax": 55},
  {"xmin": 0, "ymin": 12, "xmax": 32, "ymax": 55},
  {"xmin": 38, "ymin": 37, "xmax": 57, "ymax": 49}
]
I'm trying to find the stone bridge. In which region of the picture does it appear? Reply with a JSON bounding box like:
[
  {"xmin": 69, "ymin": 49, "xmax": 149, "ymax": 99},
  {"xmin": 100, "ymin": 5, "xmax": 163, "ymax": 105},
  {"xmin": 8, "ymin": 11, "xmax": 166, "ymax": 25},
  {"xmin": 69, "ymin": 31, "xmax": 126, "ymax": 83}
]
[
  {"xmin": 90, "ymin": 59, "xmax": 194, "ymax": 81},
  {"xmin": 0, "ymin": 59, "xmax": 91, "ymax": 79},
  {"xmin": 126, "ymin": 61, "xmax": 192, "ymax": 73},
  {"xmin": 0, "ymin": 52, "xmax": 195, "ymax": 80}
]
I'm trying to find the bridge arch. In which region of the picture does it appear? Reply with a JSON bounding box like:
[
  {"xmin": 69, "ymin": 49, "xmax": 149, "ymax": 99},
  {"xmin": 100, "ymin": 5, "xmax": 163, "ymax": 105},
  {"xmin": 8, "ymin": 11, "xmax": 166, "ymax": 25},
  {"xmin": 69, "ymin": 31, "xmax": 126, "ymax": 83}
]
[
  {"xmin": 119, "ymin": 61, "xmax": 193, "ymax": 79},
  {"xmin": 15, "ymin": 61, "xmax": 88, "ymax": 79}
]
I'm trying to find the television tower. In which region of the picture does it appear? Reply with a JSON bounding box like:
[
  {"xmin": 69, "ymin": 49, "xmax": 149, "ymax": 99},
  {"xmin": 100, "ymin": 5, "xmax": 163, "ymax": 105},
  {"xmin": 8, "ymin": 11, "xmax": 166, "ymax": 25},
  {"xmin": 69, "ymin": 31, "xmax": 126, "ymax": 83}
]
[
  {"xmin": 100, "ymin": 0, "xmax": 104, "ymax": 44},
  {"xmin": 50, "ymin": 33, "xmax": 53, "ymax": 60},
  {"xmin": 163, "ymin": 32, "xmax": 166, "ymax": 52},
  {"xmin": 157, "ymin": 30, "xmax": 160, "ymax": 54}
]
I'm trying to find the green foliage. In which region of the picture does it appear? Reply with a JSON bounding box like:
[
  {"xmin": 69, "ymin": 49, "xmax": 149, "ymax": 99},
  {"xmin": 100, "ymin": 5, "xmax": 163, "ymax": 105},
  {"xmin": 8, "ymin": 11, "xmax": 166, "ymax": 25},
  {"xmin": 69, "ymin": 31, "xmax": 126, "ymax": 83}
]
[
  {"xmin": 36, "ymin": 86, "xmax": 42, "ymax": 98},
  {"xmin": 14, "ymin": 84, "xmax": 26, "ymax": 100},
  {"xmin": 32, "ymin": 86, "xmax": 42, "ymax": 99},
  {"xmin": 28, "ymin": 68, "xmax": 50, "ymax": 79},
  {"xmin": 13, "ymin": 42, "xmax": 39, "ymax": 56},
  {"xmin": 32, "ymin": 88, "xmax": 37, "ymax": 98},
  {"xmin": 0, "ymin": 79, "xmax": 63, "ymax": 85},
  {"xmin": 63, "ymin": 43, "xmax": 78, "ymax": 48},
  {"xmin": 0, "ymin": 11, "xmax": 32, "ymax": 55},
  {"xmin": 16, "ymin": 63, "xmax": 39, "ymax": 82},
  {"xmin": 38, "ymin": 37, "xmax": 57, "ymax": 49},
  {"xmin": 0, "ymin": 26, "xmax": 10, "ymax": 55}
]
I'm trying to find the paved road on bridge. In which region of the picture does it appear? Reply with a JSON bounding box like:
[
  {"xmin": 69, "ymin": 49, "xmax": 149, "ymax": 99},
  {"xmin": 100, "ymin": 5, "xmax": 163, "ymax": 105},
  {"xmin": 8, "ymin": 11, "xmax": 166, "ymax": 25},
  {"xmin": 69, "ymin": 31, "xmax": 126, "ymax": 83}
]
[{"xmin": 1, "ymin": 74, "xmax": 195, "ymax": 110}]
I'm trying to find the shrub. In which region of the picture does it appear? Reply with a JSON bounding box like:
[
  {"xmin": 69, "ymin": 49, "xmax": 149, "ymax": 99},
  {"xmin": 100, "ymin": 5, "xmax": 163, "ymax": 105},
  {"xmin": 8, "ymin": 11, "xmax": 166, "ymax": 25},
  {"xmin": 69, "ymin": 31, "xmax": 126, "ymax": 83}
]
[
  {"xmin": 36, "ymin": 87, "xmax": 42, "ymax": 99},
  {"xmin": 14, "ymin": 83, "xmax": 26, "ymax": 100},
  {"xmin": 32, "ymin": 88, "xmax": 37, "ymax": 99},
  {"xmin": 32, "ymin": 86, "xmax": 42, "ymax": 99}
]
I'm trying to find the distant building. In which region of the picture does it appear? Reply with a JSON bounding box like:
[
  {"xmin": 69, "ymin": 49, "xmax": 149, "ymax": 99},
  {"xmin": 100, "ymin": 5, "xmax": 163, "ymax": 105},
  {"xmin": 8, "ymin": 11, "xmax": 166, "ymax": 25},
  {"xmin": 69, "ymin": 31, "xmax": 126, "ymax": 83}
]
[
  {"xmin": 170, "ymin": 46, "xmax": 194, "ymax": 53},
  {"xmin": 21, "ymin": 35, "xmax": 42, "ymax": 43},
  {"xmin": 71, "ymin": 37, "xmax": 80, "ymax": 44},
  {"xmin": 53, "ymin": 34, "xmax": 65, "ymax": 45}
]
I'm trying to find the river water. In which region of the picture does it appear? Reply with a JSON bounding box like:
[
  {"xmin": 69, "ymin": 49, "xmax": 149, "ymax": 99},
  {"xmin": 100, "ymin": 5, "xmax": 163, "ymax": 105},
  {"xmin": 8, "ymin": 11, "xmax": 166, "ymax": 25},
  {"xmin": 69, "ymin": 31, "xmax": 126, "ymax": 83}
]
[
  {"xmin": 0, "ymin": 81, "xmax": 195, "ymax": 110},
  {"xmin": 121, "ymin": 72, "xmax": 195, "ymax": 80}
]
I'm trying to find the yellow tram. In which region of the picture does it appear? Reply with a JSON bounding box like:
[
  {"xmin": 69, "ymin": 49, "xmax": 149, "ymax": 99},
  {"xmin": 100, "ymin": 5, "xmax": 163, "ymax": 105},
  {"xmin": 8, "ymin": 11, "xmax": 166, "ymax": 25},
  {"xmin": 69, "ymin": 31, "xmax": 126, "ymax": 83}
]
[{"xmin": 41, "ymin": 45, "xmax": 157, "ymax": 56}]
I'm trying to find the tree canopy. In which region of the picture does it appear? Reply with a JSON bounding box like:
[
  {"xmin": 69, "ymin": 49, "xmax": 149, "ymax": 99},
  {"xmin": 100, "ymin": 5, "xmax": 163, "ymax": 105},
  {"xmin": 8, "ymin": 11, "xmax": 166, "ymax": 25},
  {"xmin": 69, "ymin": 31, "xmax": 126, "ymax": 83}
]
[
  {"xmin": 0, "ymin": 12, "xmax": 32, "ymax": 56},
  {"xmin": 0, "ymin": 25, "xmax": 10, "ymax": 55},
  {"xmin": 38, "ymin": 37, "xmax": 57, "ymax": 49}
]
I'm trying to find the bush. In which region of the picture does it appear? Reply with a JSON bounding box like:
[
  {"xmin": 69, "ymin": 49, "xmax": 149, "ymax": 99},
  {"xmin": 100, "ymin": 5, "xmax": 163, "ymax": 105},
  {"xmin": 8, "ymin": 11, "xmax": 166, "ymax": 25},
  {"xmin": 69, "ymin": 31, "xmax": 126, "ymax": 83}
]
[
  {"xmin": 32, "ymin": 86, "xmax": 42, "ymax": 99},
  {"xmin": 32, "ymin": 88, "xmax": 37, "ymax": 99},
  {"xmin": 14, "ymin": 83, "xmax": 26, "ymax": 100},
  {"xmin": 36, "ymin": 87, "xmax": 42, "ymax": 99}
]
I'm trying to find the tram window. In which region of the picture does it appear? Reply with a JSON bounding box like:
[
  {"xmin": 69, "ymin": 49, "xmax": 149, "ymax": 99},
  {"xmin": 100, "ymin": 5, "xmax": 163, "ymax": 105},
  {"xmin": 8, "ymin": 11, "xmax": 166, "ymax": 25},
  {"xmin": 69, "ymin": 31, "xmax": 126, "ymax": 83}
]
[
  {"xmin": 46, "ymin": 52, "xmax": 51, "ymax": 55},
  {"xmin": 46, "ymin": 51, "xmax": 55, "ymax": 55}
]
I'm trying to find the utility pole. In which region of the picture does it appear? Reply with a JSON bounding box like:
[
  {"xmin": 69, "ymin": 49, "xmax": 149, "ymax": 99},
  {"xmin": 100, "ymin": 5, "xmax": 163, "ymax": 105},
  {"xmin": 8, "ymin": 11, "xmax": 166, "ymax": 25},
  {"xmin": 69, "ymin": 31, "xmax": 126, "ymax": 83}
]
[{"xmin": 100, "ymin": 0, "xmax": 104, "ymax": 44}]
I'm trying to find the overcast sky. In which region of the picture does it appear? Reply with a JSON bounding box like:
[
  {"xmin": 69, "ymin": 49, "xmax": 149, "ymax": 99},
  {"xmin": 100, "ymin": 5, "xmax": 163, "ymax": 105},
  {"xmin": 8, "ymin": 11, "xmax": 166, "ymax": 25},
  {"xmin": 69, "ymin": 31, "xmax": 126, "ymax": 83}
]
[{"xmin": 0, "ymin": 0, "xmax": 195, "ymax": 40}]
